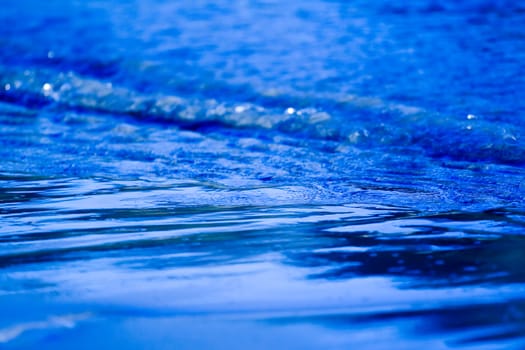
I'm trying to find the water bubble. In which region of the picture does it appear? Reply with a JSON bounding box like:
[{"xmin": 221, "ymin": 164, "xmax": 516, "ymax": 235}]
[
  {"xmin": 348, "ymin": 131, "xmax": 360, "ymax": 143},
  {"xmin": 42, "ymin": 83, "xmax": 52, "ymax": 92},
  {"xmin": 234, "ymin": 105, "xmax": 246, "ymax": 113},
  {"xmin": 285, "ymin": 107, "xmax": 295, "ymax": 114},
  {"xmin": 59, "ymin": 83, "xmax": 71, "ymax": 92},
  {"xmin": 467, "ymin": 114, "xmax": 477, "ymax": 120},
  {"xmin": 4, "ymin": 83, "xmax": 10, "ymax": 91}
]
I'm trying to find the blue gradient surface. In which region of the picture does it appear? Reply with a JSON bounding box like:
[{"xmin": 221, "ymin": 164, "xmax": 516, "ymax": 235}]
[{"xmin": 1, "ymin": 1, "xmax": 525, "ymax": 348}]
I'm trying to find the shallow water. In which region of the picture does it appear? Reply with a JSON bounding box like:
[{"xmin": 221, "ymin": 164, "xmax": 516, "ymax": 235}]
[{"xmin": 1, "ymin": 0, "xmax": 525, "ymax": 348}]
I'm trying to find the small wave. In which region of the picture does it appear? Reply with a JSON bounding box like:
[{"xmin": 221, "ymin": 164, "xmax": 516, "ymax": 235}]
[
  {"xmin": 1, "ymin": 66, "xmax": 523, "ymax": 166},
  {"xmin": 0, "ymin": 312, "xmax": 92, "ymax": 343}
]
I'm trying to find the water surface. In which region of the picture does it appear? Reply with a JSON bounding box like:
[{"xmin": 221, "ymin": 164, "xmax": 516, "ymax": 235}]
[{"xmin": 1, "ymin": 0, "xmax": 525, "ymax": 348}]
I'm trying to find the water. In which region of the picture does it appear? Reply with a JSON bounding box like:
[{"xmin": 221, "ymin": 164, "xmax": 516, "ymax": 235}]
[{"xmin": 1, "ymin": 0, "xmax": 525, "ymax": 348}]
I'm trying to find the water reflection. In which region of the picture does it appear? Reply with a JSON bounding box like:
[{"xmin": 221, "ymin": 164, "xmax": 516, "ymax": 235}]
[
  {"xmin": 297, "ymin": 210, "xmax": 525, "ymax": 286},
  {"xmin": 2, "ymin": 175, "xmax": 525, "ymax": 347},
  {"xmin": 2, "ymin": 0, "xmax": 525, "ymax": 347}
]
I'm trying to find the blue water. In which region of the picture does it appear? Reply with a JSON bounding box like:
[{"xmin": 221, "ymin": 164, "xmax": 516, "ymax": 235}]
[{"xmin": 1, "ymin": 0, "xmax": 525, "ymax": 348}]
